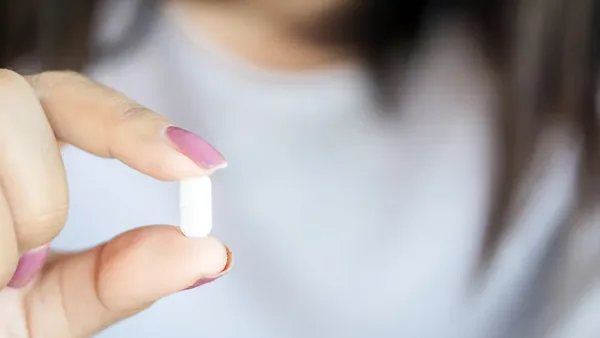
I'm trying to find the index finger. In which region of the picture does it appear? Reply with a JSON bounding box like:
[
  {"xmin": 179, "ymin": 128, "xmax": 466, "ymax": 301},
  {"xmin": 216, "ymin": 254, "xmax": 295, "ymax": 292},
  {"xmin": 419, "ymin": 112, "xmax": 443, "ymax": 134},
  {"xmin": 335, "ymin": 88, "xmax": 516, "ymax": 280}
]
[{"xmin": 26, "ymin": 71, "xmax": 227, "ymax": 181}]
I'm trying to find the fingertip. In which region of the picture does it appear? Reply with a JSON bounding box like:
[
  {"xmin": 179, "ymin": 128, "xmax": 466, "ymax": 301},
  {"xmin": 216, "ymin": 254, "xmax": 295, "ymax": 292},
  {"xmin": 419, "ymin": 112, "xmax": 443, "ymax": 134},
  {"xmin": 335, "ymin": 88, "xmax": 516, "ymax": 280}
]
[
  {"xmin": 113, "ymin": 124, "xmax": 223, "ymax": 181},
  {"xmin": 150, "ymin": 125, "xmax": 228, "ymax": 181},
  {"xmin": 151, "ymin": 145, "xmax": 215, "ymax": 181},
  {"xmin": 187, "ymin": 235, "xmax": 229, "ymax": 277},
  {"xmin": 181, "ymin": 243, "xmax": 233, "ymax": 291},
  {"xmin": 164, "ymin": 126, "xmax": 227, "ymax": 171},
  {"xmin": 23, "ymin": 226, "xmax": 234, "ymax": 337},
  {"xmin": 95, "ymin": 226, "xmax": 230, "ymax": 309}
]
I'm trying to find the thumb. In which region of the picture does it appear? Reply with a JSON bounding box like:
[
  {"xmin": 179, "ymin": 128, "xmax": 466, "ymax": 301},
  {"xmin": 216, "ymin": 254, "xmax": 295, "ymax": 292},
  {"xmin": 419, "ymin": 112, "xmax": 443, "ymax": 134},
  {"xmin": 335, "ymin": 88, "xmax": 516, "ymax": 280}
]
[{"xmin": 24, "ymin": 226, "xmax": 233, "ymax": 338}]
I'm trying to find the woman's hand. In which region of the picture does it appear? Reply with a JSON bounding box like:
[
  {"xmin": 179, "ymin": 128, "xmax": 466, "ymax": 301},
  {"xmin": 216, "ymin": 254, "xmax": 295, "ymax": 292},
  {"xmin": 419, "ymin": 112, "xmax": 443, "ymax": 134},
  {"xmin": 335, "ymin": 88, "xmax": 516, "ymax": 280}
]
[{"xmin": 0, "ymin": 70, "xmax": 232, "ymax": 337}]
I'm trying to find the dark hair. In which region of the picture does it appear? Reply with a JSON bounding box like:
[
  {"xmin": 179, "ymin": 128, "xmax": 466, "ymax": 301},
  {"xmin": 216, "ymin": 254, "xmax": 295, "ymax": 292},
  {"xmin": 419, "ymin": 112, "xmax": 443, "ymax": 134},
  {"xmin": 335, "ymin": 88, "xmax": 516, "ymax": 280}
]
[
  {"xmin": 1, "ymin": 0, "xmax": 98, "ymax": 70},
  {"xmin": 1, "ymin": 0, "xmax": 599, "ymax": 274}
]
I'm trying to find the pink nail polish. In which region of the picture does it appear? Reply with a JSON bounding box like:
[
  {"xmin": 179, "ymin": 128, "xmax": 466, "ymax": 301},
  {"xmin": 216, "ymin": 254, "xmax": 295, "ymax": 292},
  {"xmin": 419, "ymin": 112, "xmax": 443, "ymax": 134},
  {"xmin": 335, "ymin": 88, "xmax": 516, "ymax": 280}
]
[
  {"xmin": 183, "ymin": 245, "xmax": 233, "ymax": 291},
  {"xmin": 166, "ymin": 126, "xmax": 227, "ymax": 170},
  {"xmin": 8, "ymin": 246, "xmax": 50, "ymax": 288},
  {"xmin": 183, "ymin": 276, "xmax": 222, "ymax": 290}
]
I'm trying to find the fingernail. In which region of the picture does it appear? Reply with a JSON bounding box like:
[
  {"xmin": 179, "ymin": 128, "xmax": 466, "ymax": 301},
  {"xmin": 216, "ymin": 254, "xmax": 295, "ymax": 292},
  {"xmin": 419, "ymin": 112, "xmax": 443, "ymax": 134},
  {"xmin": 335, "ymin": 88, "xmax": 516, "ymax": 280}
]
[
  {"xmin": 165, "ymin": 126, "xmax": 227, "ymax": 171},
  {"xmin": 8, "ymin": 245, "xmax": 50, "ymax": 288},
  {"xmin": 183, "ymin": 245, "xmax": 233, "ymax": 291}
]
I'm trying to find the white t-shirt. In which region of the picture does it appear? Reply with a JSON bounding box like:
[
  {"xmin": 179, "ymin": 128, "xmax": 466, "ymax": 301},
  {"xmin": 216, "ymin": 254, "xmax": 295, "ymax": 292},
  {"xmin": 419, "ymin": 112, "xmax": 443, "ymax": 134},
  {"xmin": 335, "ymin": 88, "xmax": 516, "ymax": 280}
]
[{"xmin": 53, "ymin": 6, "xmax": 600, "ymax": 338}]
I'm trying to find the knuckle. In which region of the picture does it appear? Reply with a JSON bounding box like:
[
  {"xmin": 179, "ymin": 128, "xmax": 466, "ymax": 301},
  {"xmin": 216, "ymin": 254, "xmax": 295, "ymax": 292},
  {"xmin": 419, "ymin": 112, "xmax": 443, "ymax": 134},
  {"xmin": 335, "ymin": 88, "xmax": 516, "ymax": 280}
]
[
  {"xmin": 118, "ymin": 103, "xmax": 150, "ymax": 121},
  {"xmin": 0, "ymin": 69, "xmax": 31, "ymax": 93},
  {"xmin": 29, "ymin": 70, "xmax": 83, "ymax": 85},
  {"xmin": 26, "ymin": 70, "xmax": 86, "ymax": 96},
  {"xmin": 106, "ymin": 92, "xmax": 163, "ymax": 124},
  {"xmin": 111, "ymin": 99, "xmax": 167, "ymax": 132}
]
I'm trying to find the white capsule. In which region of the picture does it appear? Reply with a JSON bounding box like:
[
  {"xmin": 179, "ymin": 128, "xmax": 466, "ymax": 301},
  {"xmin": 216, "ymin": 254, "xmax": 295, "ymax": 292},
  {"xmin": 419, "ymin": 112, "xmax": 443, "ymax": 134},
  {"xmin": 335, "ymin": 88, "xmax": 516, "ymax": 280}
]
[{"xmin": 179, "ymin": 176, "xmax": 212, "ymax": 238}]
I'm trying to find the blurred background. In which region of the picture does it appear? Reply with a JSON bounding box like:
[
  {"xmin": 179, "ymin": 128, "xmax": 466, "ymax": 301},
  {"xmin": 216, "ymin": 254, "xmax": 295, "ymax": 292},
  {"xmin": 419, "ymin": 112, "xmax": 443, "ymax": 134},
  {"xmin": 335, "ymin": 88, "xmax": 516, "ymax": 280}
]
[{"xmin": 2, "ymin": 1, "xmax": 599, "ymax": 337}]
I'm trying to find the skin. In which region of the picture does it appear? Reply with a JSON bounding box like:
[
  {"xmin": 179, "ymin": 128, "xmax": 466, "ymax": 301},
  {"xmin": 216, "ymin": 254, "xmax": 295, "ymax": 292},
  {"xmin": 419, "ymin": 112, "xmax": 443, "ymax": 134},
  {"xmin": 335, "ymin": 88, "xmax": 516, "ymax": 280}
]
[
  {"xmin": 0, "ymin": 1, "xmax": 352, "ymax": 336},
  {"xmin": 0, "ymin": 70, "xmax": 229, "ymax": 337},
  {"xmin": 169, "ymin": 0, "xmax": 359, "ymax": 70}
]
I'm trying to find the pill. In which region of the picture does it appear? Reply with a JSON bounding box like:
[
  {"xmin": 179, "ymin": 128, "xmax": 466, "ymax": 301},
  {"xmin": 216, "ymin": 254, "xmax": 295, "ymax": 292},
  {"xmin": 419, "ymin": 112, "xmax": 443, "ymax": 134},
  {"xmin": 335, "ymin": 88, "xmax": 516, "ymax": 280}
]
[{"xmin": 179, "ymin": 176, "xmax": 212, "ymax": 238}]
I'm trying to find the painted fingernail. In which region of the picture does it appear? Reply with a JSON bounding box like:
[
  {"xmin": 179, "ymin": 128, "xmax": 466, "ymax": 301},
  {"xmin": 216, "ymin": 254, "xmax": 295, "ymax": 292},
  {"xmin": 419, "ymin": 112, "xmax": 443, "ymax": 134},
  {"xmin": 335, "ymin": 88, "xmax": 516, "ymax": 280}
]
[
  {"xmin": 7, "ymin": 246, "xmax": 50, "ymax": 288},
  {"xmin": 166, "ymin": 126, "xmax": 227, "ymax": 171},
  {"xmin": 183, "ymin": 245, "xmax": 233, "ymax": 291}
]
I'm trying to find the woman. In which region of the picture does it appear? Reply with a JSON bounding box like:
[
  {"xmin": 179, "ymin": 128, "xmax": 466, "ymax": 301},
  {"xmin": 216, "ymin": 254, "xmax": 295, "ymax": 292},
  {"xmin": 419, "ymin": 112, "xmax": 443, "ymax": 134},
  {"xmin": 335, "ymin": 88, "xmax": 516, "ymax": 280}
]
[{"xmin": 0, "ymin": 0, "xmax": 599, "ymax": 337}]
